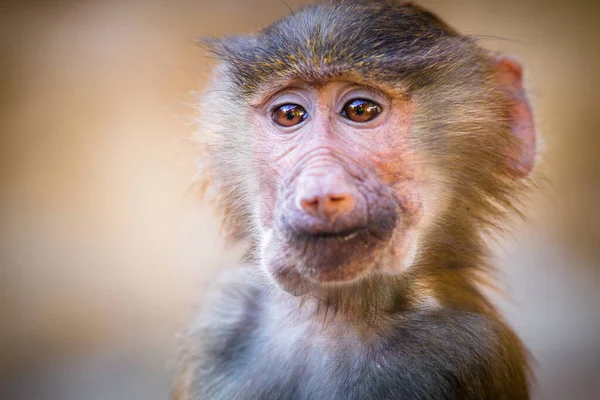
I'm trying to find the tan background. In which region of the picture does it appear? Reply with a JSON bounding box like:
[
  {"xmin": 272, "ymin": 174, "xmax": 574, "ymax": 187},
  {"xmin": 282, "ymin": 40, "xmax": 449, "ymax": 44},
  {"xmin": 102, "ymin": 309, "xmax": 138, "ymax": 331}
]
[{"xmin": 0, "ymin": 0, "xmax": 598, "ymax": 399}]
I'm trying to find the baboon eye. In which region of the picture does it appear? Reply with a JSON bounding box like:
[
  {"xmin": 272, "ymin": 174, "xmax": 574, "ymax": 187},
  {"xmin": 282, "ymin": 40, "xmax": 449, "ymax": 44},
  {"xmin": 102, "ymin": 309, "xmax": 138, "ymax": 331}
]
[
  {"xmin": 272, "ymin": 104, "xmax": 308, "ymax": 127},
  {"xmin": 341, "ymin": 99, "xmax": 382, "ymax": 123}
]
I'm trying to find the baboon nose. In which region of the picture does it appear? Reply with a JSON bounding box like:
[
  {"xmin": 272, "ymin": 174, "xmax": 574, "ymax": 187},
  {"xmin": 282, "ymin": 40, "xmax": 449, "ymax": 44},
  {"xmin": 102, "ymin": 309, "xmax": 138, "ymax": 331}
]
[
  {"xmin": 295, "ymin": 169, "xmax": 357, "ymax": 224},
  {"xmin": 300, "ymin": 192, "xmax": 356, "ymax": 221}
]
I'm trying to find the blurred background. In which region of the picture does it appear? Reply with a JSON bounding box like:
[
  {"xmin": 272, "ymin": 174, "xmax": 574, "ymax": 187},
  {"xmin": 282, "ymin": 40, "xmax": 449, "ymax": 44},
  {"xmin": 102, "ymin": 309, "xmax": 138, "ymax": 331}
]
[{"xmin": 0, "ymin": 0, "xmax": 598, "ymax": 399}]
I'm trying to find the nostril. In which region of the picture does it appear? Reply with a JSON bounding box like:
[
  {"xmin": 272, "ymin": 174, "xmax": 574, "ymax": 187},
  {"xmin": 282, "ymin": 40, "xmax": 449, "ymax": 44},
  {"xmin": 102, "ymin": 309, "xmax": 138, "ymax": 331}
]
[
  {"xmin": 300, "ymin": 196, "xmax": 320, "ymax": 214},
  {"xmin": 322, "ymin": 193, "xmax": 355, "ymax": 219},
  {"xmin": 328, "ymin": 194, "xmax": 349, "ymax": 203}
]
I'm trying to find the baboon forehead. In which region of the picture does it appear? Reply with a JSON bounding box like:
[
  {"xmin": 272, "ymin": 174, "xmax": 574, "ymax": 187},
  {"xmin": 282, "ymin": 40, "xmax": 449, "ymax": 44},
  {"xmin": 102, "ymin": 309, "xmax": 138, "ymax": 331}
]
[{"xmin": 207, "ymin": 1, "xmax": 481, "ymax": 97}]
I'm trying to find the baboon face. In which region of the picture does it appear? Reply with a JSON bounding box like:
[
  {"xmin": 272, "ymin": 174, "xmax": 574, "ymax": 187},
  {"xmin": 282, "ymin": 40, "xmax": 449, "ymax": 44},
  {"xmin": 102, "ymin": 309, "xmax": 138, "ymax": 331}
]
[
  {"xmin": 251, "ymin": 80, "xmax": 441, "ymax": 295},
  {"xmin": 206, "ymin": 2, "xmax": 535, "ymax": 296}
]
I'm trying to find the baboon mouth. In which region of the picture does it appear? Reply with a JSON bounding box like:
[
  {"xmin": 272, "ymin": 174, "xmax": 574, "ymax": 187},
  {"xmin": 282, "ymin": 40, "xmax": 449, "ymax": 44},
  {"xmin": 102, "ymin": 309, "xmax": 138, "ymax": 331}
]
[
  {"xmin": 288, "ymin": 228, "xmax": 389, "ymax": 283},
  {"xmin": 298, "ymin": 227, "xmax": 367, "ymax": 241},
  {"xmin": 269, "ymin": 215, "xmax": 397, "ymax": 287}
]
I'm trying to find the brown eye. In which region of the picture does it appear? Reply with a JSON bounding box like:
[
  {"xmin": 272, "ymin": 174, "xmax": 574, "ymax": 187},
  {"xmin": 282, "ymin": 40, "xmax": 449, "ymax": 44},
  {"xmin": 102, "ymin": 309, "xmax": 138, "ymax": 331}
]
[
  {"xmin": 272, "ymin": 104, "xmax": 308, "ymax": 127},
  {"xmin": 341, "ymin": 99, "xmax": 382, "ymax": 123}
]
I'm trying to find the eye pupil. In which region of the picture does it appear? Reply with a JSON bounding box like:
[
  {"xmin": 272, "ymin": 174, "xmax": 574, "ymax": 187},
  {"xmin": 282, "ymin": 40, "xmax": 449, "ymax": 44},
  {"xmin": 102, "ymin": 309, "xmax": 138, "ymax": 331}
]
[
  {"xmin": 286, "ymin": 112, "xmax": 295, "ymax": 120},
  {"xmin": 356, "ymin": 107, "xmax": 364, "ymax": 115}
]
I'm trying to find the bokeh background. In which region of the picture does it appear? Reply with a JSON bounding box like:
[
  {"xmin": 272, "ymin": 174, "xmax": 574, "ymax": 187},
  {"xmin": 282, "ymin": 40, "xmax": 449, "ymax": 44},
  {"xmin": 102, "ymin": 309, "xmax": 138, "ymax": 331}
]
[{"xmin": 0, "ymin": 0, "xmax": 598, "ymax": 399}]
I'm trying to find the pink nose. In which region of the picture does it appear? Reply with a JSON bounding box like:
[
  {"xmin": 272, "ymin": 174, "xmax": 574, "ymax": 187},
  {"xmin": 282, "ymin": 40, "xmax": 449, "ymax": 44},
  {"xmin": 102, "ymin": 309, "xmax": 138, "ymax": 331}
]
[
  {"xmin": 295, "ymin": 171, "xmax": 357, "ymax": 223},
  {"xmin": 299, "ymin": 192, "xmax": 355, "ymax": 221}
]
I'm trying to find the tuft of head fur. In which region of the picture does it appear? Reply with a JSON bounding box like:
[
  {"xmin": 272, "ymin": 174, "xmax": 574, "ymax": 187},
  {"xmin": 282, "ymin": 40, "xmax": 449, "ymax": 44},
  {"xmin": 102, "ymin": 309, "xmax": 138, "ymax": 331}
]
[{"xmin": 207, "ymin": 0, "xmax": 461, "ymax": 97}]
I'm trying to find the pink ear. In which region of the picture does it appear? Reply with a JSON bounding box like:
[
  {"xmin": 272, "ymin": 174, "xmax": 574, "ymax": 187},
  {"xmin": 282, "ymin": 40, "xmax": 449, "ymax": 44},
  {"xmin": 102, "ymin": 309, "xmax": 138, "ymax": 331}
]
[{"xmin": 494, "ymin": 57, "xmax": 536, "ymax": 178}]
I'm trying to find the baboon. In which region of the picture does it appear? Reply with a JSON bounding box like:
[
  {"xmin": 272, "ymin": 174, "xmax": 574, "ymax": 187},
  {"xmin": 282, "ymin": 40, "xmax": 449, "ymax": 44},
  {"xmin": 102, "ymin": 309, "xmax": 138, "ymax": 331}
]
[{"xmin": 174, "ymin": 1, "xmax": 537, "ymax": 399}]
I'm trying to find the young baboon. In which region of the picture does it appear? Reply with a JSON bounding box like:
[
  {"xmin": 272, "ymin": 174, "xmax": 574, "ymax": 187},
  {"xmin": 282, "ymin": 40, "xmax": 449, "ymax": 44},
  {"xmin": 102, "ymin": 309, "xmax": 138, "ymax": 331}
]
[{"xmin": 174, "ymin": 1, "xmax": 537, "ymax": 399}]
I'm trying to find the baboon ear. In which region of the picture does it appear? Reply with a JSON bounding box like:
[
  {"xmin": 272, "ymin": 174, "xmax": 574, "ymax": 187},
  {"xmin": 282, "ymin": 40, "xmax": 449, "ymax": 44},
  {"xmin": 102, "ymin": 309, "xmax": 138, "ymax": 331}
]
[{"xmin": 494, "ymin": 57, "xmax": 536, "ymax": 178}]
